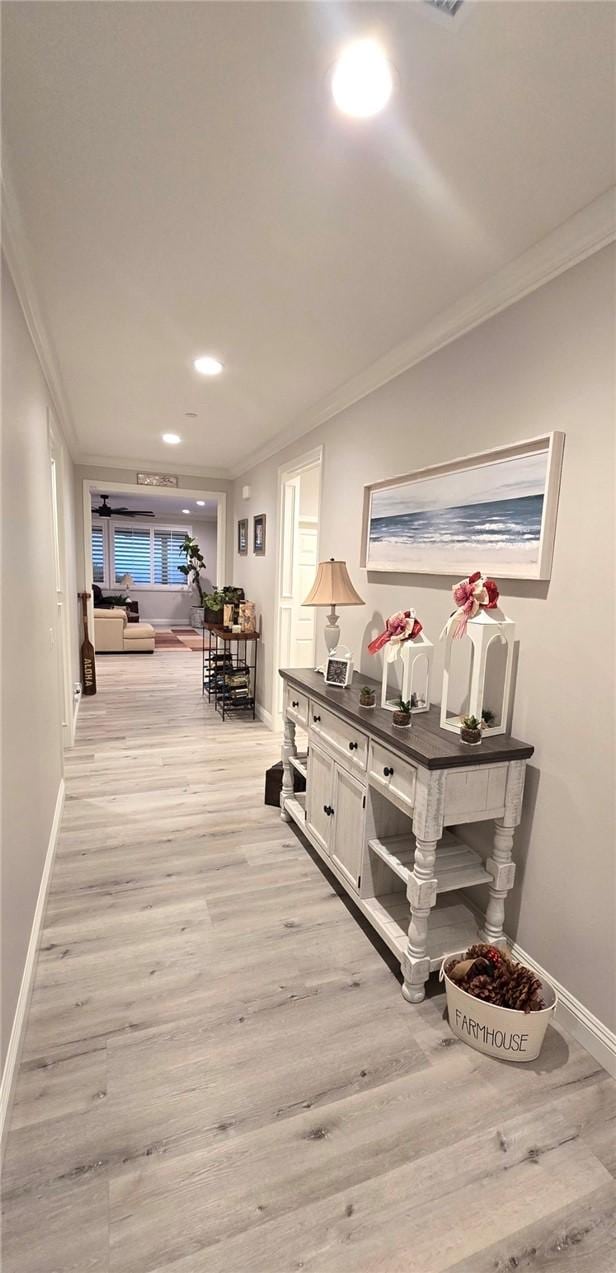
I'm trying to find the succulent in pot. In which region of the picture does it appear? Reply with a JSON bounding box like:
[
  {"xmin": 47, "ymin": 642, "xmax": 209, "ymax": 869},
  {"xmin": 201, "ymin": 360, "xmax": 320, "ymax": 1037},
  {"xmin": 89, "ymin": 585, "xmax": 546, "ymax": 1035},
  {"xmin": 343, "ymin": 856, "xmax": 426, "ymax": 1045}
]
[
  {"xmin": 460, "ymin": 714, "xmax": 482, "ymax": 745},
  {"xmin": 359, "ymin": 686, "xmax": 376, "ymax": 709},
  {"xmin": 392, "ymin": 698, "xmax": 412, "ymax": 728}
]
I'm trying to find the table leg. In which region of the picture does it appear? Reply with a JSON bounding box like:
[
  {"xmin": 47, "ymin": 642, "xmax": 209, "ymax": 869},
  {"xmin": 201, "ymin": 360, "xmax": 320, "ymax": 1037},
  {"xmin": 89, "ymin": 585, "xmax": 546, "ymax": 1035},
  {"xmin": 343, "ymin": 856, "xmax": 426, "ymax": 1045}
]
[
  {"xmin": 482, "ymin": 820, "xmax": 517, "ymax": 943},
  {"xmin": 481, "ymin": 759, "xmax": 525, "ymax": 944},
  {"xmin": 402, "ymin": 837, "xmax": 438, "ymax": 1003},
  {"xmin": 280, "ymin": 715, "xmax": 297, "ymax": 822}
]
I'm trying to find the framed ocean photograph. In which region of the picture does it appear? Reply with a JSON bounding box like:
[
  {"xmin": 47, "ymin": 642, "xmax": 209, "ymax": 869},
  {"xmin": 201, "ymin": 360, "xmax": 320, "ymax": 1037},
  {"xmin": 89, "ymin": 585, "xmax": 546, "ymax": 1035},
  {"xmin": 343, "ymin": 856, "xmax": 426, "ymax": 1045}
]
[{"xmin": 361, "ymin": 433, "xmax": 565, "ymax": 580}]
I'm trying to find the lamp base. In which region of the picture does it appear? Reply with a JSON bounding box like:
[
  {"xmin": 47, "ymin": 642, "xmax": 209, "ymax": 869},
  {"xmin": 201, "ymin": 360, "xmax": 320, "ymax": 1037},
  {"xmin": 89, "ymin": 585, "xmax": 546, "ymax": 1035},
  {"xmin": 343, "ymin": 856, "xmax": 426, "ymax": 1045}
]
[{"xmin": 316, "ymin": 607, "xmax": 340, "ymax": 673}]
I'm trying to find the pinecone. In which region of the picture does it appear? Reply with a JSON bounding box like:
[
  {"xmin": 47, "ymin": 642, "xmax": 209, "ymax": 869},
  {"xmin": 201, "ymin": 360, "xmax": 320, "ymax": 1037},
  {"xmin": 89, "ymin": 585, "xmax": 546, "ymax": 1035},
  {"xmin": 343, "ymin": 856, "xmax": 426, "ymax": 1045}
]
[
  {"xmin": 466, "ymin": 973, "xmax": 499, "ymax": 1003},
  {"xmin": 504, "ymin": 966, "xmax": 545, "ymax": 1013}
]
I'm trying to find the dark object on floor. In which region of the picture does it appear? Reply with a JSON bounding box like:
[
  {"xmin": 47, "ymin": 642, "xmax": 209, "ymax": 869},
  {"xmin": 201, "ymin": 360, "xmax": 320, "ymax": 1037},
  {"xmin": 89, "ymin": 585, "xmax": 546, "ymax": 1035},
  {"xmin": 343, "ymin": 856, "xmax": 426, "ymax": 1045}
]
[{"xmin": 264, "ymin": 760, "xmax": 305, "ymax": 807}]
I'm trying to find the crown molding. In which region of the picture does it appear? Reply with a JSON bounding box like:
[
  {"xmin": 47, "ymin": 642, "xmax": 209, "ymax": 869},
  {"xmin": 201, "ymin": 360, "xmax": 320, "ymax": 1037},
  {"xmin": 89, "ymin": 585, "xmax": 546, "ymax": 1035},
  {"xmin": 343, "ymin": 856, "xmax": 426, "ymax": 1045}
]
[
  {"xmin": 230, "ymin": 187, "xmax": 616, "ymax": 478},
  {"xmin": 2, "ymin": 159, "xmax": 81, "ymax": 457},
  {"xmin": 77, "ymin": 453, "xmax": 232, "ymax": 482}
]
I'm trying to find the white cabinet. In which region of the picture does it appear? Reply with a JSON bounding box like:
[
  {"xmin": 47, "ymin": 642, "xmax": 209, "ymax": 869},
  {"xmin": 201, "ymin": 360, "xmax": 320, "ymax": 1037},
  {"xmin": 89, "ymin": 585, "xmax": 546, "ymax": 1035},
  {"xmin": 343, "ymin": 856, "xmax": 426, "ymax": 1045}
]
[
  {"xmin": 330, "ymin": 765, "xmax": 366, "ymax": 890},
  {"xmin": 306, "ymin": 740, "xmax": 366, "ymax": 890},
  {"xmin": 306, "ymin": 742, "xmax": 334, "ymax": 854}
]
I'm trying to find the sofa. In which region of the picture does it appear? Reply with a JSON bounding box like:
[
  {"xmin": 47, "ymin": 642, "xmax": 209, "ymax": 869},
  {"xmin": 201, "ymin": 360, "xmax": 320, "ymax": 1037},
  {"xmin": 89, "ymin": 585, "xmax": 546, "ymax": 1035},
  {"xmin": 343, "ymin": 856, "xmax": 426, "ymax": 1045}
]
[{"xmin": 93, "ymin": 608, "xmax": 155, "ymax": 653}]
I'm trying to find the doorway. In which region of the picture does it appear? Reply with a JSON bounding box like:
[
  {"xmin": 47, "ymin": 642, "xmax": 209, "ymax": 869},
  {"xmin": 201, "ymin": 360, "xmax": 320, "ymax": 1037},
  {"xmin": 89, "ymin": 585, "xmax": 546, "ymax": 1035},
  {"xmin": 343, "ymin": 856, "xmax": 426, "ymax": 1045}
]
[
  {"xmin": 274, "ymin": 448, "xmax": 322, "ymax": 727},
  {"xmin": 48, "ymin": 413, "xmax": 74, "ymax": 746}
]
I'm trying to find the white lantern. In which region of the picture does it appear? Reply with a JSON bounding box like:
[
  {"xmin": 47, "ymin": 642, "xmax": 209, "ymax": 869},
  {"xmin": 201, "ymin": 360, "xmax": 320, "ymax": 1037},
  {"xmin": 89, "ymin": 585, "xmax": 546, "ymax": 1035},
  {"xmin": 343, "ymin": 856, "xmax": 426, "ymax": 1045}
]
[
  {"xmin": 440, "ymin": 606, "xmax": 515, "ymax": 736},
  {"xmin": 381, "ymin": 632, "xmax": 433, "ymax": 714}
]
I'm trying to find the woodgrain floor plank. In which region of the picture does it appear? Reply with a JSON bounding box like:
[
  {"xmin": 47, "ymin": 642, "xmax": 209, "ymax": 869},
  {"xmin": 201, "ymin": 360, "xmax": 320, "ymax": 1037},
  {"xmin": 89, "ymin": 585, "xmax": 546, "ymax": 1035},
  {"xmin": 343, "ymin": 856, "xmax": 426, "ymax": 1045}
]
[{"xmin": 2, "ymin": 652, "xmax": 614, "ymax": 1273}]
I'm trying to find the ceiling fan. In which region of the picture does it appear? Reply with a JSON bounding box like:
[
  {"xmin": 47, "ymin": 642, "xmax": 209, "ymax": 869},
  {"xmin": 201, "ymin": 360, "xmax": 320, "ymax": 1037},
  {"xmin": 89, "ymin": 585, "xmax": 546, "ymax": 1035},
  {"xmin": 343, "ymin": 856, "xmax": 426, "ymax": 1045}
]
[{"xmin": 93, "ymin": 494, "xmax": 155, "ymax": 519}]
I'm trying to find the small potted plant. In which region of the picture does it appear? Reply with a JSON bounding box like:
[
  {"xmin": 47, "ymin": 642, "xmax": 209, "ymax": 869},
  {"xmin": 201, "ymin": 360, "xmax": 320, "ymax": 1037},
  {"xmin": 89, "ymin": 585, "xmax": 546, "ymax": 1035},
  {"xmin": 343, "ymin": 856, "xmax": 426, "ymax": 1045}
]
[
  {"xmin": 359, "ymin": 686, "xmax": 376, "ymax": 709},
  {"xmin": 392, "ymin": 697, "xmax": 412, "ymax": 728},
  {"xmin": 460, "ymin": 714, "xmax": 482, "ymax": 746}
]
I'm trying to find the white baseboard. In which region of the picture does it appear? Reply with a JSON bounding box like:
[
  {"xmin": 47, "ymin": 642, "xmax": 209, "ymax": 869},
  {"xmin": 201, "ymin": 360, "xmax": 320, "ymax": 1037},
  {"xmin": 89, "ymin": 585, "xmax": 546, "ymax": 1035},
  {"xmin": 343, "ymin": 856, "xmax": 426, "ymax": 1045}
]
[
  {"xmin": 255, "ymin": 702, "xmax": 274, "ymax": 731},
  {"xmin": 509, "ymin": 939, "xmax": 616, "ymax": 1079},
  {"xmin": 0, "ymin": 778, "xmax": 65, "ymax": 1155}
]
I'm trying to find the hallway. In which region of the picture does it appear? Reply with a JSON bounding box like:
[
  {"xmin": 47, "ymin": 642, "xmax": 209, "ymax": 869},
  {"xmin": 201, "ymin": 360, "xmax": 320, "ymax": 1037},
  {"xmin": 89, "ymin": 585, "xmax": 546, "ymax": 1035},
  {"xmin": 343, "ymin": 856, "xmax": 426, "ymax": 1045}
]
[{"xmin": 2, "ymin": 654, "xmax": 615, "ymax": 1272}]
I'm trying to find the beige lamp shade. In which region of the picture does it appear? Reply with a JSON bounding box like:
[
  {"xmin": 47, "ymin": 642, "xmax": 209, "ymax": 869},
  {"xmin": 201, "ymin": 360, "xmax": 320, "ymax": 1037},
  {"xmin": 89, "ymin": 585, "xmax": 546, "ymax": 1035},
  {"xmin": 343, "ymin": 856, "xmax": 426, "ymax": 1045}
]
[{"xmin": 303, "ymin": 559, "xmax": 364, "ymax": 607}]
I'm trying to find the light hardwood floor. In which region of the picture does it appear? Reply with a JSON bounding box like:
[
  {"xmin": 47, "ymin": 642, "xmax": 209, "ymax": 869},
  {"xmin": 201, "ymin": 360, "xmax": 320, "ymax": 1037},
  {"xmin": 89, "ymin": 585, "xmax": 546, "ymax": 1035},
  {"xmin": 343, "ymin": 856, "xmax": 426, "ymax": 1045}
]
[{"xmin": 2, "ymin": 652, "xmax": 615, "ymax": 1272}]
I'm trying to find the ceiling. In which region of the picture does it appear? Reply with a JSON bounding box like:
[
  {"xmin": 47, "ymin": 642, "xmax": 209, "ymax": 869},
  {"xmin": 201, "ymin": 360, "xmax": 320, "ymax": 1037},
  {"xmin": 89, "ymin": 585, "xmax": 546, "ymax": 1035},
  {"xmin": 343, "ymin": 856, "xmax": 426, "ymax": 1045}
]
[
  {"xmin": 90, "ymin": 489, "xmax": 218, "ymax": 521},
  {"xmin": 3, "ymin": 2, "xmax": 614, "ymax": 475}
]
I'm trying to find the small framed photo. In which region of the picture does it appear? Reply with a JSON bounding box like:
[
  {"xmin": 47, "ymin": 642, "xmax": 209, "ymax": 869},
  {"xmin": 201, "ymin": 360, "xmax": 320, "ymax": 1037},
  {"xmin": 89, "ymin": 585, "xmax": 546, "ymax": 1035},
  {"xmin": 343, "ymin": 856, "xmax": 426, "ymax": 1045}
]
[
  {"xmin": 237, "ymin": 518, "xmax": 248, "ymax": 556},
  {"xmin": 253, "ymin": 513, "xmax": 266, "ymax": 556},
  {"xmin": 324, "ymin": 653, "xmax": 354, "ymax": 688}
]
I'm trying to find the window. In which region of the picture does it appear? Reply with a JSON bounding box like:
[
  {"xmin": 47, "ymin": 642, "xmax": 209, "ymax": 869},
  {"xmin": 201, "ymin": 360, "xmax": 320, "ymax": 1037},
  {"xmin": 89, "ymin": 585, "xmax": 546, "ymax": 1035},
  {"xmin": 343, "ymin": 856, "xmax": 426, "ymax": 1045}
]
[
  {"xmin": 153, "ymin": 529, "xmax": 186, "ymax": 585},
  {"xmin": 91, "ymin": 525, "xmax": 105, "ymax": 583},
  {"xmin": 113, "ymin": 526, "xmax": 151, "ymax": 583}
]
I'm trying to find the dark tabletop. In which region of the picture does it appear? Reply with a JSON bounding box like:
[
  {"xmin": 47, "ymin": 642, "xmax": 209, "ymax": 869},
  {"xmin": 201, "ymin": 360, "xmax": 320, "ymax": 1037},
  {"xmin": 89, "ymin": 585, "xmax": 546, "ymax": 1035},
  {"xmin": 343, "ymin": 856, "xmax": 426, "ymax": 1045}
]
[{"xmin": 279, "ymin": 668, "xmax": 533, "ymax": 770}]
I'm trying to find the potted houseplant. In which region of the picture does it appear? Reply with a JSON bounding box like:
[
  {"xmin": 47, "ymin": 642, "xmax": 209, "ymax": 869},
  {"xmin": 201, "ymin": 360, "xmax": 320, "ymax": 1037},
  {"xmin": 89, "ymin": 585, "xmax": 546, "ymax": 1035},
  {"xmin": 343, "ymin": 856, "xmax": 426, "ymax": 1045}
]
[
  {"xmin": 460, "ymin": 714, "xmax": 482, "ymax": 746},
  {"xmin": 359, "ymin": 686, "xmax": 376, "ymax": 709},
  {"xmin": 178, "ymin": 534, "xmax": 207, "ymax": 626},
  {"xmin": 392, "ymin": 697, "xmax": 412, "ymax": 728},
  {"xmin": 204, "ymin": 585, "xmax": 245, "ymax": 627}
]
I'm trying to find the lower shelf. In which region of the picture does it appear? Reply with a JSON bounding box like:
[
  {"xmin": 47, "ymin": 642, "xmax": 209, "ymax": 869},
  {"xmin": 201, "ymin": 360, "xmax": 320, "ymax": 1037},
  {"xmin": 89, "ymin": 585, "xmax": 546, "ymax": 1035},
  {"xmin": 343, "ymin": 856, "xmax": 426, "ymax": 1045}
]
[
  {"xmin": 368, "ymin": 831, "xmax": 492, "ymax": 893},
  {"xmin": 282, "ymin": 793, "xmax": 482, "ymax": 972},
  {"xmin": 363, "ymin": 892, "xmax": 481, "ymax": 969}
]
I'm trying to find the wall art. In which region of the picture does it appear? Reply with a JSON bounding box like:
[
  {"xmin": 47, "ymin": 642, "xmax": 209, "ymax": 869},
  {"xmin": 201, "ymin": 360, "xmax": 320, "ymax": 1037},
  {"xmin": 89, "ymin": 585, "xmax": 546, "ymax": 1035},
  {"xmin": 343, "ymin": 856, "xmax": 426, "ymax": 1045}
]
[
  {"xmin": 361, "ymin": 433, "xmax": 564, "ymax": 580},
  {"xmin": 238, "ymin": 518, "xmax": 248, "ymax": 555},
  {"xmin": 136, "ymin": 472, "xmax": 178, "ymax": 488},
  {"xmin": 253, "ymin": 513, "xmax": 266, "ymax": 556}
]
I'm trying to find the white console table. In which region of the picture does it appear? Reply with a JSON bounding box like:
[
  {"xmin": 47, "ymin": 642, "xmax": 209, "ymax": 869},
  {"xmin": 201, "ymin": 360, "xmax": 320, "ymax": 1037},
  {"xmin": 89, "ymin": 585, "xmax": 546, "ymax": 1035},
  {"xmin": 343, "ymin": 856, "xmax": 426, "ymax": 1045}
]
[{"xmin": 279, "ymin": 668, "xmax": 533, "ymax": 1004}]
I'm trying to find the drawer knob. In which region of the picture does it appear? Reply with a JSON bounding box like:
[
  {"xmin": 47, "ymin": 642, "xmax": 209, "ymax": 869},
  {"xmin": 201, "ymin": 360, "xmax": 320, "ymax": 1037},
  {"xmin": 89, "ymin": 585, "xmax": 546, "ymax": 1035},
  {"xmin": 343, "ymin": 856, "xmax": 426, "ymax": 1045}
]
[
  {"xmin": 291, "ymin": 700, "xmax": 299, "ymax": 708},
  {"xmin": 348, "ymin": 741, "xmax": 358, "ymax": 751},
  {"xmin": 323, "ymin": 804, "xmax": 334, "ymax": 817},
  {"xmin": 313, "ymin": 714, "xmax": 321, "ymax": 723},
  {"xmin": 383, "ymin": 766, "xmax": 394, "ymax": 777}
]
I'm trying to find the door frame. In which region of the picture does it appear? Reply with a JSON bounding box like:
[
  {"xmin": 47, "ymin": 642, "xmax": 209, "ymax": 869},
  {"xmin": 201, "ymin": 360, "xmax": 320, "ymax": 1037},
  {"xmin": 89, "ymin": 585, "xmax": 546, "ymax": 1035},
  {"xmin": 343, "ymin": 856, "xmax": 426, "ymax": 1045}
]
[
  {"xmin": 272, "ymin": 445, "xmax": 323, "ymax": 729},
  {"xmin": 48, "ymin": 411, "xmax": 75, "ymax": 746},
  {"xmin": 81, "ymin": 479, "xmax": 227, "ymax": 644}
]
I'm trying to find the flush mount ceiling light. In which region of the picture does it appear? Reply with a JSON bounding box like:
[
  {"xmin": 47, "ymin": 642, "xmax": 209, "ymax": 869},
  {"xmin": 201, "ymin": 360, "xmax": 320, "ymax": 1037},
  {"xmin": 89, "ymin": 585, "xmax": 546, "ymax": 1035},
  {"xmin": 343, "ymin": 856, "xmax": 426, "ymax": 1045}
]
[
  {"xmin": 196, "ymin": 500, "xmax": 205, "ymax": 506},
  {"xmin": 193, "ymin": 355, "xmax": 224, "ymax": 376},
  {"xmin": 331, "ymin": 38, "xmax": 393, "ymax": 118},
  {"xmin": 162, "ymin": 432, "xmax": 181, "ymax": 445}
]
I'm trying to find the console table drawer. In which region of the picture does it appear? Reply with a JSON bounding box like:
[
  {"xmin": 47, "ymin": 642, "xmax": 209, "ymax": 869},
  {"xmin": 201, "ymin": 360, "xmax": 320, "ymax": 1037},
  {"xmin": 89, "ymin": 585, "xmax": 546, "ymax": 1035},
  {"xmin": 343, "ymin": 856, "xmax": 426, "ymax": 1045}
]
[
  {"xmin": 369, "ymin": 741, "xmax": 417, "ymax": 813},
  {"xmin": 285, "ymin": 686, "xmax": 309, "ymax": 728},
  {"xmin": 309, "ymin": 703, "xmax": 368, "ymax": 772}
]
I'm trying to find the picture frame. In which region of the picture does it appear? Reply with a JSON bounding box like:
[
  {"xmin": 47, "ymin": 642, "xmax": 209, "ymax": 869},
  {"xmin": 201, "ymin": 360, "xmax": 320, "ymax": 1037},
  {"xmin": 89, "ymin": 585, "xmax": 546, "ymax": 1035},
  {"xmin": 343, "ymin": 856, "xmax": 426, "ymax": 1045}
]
[
  {"xmin": 237, "ymin": 518, "xmax": 248, "ymax": 556},
  {"xmin": 324, "ymin": 653, "xmax": 354, "ymax": 688},
  {"xmin": 253, "ymin": 513, "xmax": 266, "ymax": 556},
  {"xmin": 136, "ymin": 472, "xmax": 178, "ymax": 488},
  {"xmin": 361, "ymin": 432, "xmax": 565, "ymax": 580}
]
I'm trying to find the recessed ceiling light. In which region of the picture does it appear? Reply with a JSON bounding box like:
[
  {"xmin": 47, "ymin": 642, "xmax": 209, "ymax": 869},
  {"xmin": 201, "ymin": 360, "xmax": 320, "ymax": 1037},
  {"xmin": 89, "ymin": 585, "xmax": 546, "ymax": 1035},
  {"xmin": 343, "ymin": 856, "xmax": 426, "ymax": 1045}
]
[
  {"xmin": 194, "ymin": 355, "xmax": 223, "ymax": 376},
  {"xmin": 162, "ymin": 432, "xmax": 181, "ymax": 445},
  {"xmin": 196, "ymin": 500, "xmax": 205, "ymax": 506},
  {"xmin": 331, "ymin": 39, "xmax": 393, "ymax": 118},
  {"xmin": 182, "ymin": 508, "xmax": 190, "ymax": 514}
]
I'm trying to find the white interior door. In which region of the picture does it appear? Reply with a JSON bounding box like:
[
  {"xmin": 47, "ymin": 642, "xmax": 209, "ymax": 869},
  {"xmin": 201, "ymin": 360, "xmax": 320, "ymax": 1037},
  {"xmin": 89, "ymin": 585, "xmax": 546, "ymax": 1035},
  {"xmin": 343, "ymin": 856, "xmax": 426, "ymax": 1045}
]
[
  {"xmin": 290, "ymin": 521, "xmax": 317, "ymax": 665},
  {"xmin": 276, "ymin": 474, "xmax": 301, "ymax": 718}
]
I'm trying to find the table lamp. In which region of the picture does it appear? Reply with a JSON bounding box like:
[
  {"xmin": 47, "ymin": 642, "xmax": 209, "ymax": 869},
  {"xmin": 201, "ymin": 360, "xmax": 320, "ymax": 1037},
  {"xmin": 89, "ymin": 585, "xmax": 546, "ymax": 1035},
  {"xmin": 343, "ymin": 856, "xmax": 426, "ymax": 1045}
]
[{"xmin": 302, "ymin": 558, "xmax": 364, "ymax": 665}]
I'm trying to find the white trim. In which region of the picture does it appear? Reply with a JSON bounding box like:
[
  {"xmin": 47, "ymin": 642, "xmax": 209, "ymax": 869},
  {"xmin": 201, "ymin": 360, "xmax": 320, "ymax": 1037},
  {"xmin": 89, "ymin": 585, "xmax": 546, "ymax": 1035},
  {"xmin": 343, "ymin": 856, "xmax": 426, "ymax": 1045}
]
[
  {"xmin": 509, "ymin": 940, "xmax": 616, "ymax": 1079},
  {"xmin": 0, "ymin": 780, "xmax": 65, "ymax": 1156},
  {"xmin": 256, "ymin": 703, "xmax": 276, "ymax": 732},
  {"xmin": 231, "ymin": 189, "xmax": 616, "ymax": 477}
]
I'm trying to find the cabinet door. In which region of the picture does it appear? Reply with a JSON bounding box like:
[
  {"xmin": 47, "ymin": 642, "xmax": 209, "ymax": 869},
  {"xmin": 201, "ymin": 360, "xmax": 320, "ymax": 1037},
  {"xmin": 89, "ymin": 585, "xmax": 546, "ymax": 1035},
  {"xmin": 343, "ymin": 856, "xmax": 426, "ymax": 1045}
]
[
  {"xmin": 306, "ymin": 742, "xmax": 334, "ymax": 854},
  {"xmin": 330, "ymin": 765, "xmax": 366, "ymax": 892}
]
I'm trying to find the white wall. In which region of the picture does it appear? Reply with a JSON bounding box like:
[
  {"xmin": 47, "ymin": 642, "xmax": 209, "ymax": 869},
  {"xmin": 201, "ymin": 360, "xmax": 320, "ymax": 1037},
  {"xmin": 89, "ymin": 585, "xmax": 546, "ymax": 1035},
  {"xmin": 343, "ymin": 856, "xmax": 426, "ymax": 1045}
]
[
  {"xmin": 1, "ymin": 257, "xmax": 78, "ymax": 1069},
  {"xmin": 232, "ymin": 246, "xmax": 615, "ymax": 1033}
]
